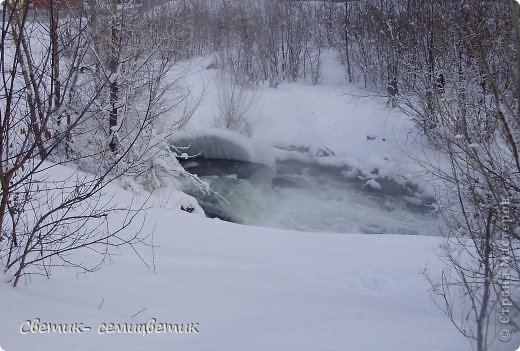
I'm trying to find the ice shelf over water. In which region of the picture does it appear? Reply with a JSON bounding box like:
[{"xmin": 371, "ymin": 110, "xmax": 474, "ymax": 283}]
[{"xmin": 169, "ymin": 128, "xmax": 276, "ymax": 170}]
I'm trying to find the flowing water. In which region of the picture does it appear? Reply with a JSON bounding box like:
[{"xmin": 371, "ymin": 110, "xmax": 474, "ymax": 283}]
[{"xmin": 181, "ymin": 158, "xmax": 441, "ymax": 235}]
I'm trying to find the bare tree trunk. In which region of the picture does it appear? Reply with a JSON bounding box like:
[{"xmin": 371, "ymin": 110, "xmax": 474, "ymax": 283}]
[
  {"xmin": 344, "ymin": 1, "xmax": 352, "ymax": 83},
  {"xmin": 425, "ymin": 1, "xmax": 435, "ymax": 118},
  {"xmin": 10, "ymin": 16, "xmax": 47, "ymax": 159},
  {"xmin": 50, "ymin": 0, "xmax": 62, "ymax": 123},
  {"xmin": 109, "ymin": 1, "xmax": 119, "ymax": 152},
  {"xmin": 514, "ymin": 1, "xmax": 520, "ymax": 125},
  {"xmin": 476, "ymin": 210, "xmax": 493, "ymax": 351}
]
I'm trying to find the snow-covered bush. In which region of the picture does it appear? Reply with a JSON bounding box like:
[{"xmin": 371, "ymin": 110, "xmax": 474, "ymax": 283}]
[
  {"xmin": 0, "ymin": 0, "xmax": 201, "ymax": 286},
  {"xmin": 213, "ymin": 71, "xmax": 256, "ymax": 138}
]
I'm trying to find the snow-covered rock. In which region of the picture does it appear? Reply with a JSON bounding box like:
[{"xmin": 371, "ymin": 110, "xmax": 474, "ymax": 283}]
[{"xmin": 169, "ymin": 128, "xmax": 275, "ymax": 170}]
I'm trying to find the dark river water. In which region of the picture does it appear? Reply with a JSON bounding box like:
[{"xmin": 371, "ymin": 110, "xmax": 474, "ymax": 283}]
[{"xmin": 180, "ymin": 158, "xmax": 440, "ymax": 235}]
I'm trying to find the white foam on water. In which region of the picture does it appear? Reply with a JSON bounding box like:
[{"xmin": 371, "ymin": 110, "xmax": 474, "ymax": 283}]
[{"xmin": 189, "ymin": 164, "xmax": 440, "ymax": 236}]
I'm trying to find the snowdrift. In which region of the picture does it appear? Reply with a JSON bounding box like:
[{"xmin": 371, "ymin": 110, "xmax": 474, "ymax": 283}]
[{"xmin": 168, "ymin": 129, "xmax": 275, "ymax": 170}]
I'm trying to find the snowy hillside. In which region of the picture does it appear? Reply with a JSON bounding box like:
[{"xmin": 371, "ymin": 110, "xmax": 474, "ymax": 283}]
[
  {"xmin": 1, "ymin": 2, "xmax": 518, "ymax": 350},
  {"xmin": 0, "ymin": 169, "xmax": 469, "ymax": 351},
  {"xmin": 0, "ymin": 53, "xmax": 472, "ymax": 351},
  {"xmin": 168, "ymin": 53, "xmax": 441, "ymax": 235},
  {"xmin": 181, "ymin": 52, "xmax": 437, "ymax": 192}
]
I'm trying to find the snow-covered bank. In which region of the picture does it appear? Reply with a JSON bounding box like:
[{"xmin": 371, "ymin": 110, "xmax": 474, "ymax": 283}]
[
  {"xmin": 0, "ymin": 51, "xmax": 500, "ymax": 351},
  {"xmin": 0, "ymin": 186, "xmax": 468, "ymax": 350},
  {"xmin": 169, "ymin": 128, "xmax": 275, "ymax": 170},
  {"xmin": 166, "ymin": 53, "xmax": 441, "ymax": 234},
  {"xmin": 182, "ymin": 52, "xmax": 439, "ymax": 199},
  {"xmin": 0, "ymin": 1, "xmax": 516, "ymax": 349}
]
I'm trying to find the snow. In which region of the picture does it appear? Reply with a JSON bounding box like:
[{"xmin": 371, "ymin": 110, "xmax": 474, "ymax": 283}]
[
  {"xmin": 169, "ymin": 128, "xmax": 276, "ymax": 170},
  {"xmin": 250, "ymin": 80, "xmax": 432, "ymax": 189},
  {"xmin": 363, "ymin": 177, "xmax": 383, "ymax": 191},
  {"xmin": 0, "ymin": 164, "xmax": 469, "ymax": 350},
  {"xmin": 0, "ymin": 52, "xmax": 506, "ymax": 351},
  {"xmin": 180, "ymin": 52, "xmax": 439, "ymax": 198}
]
